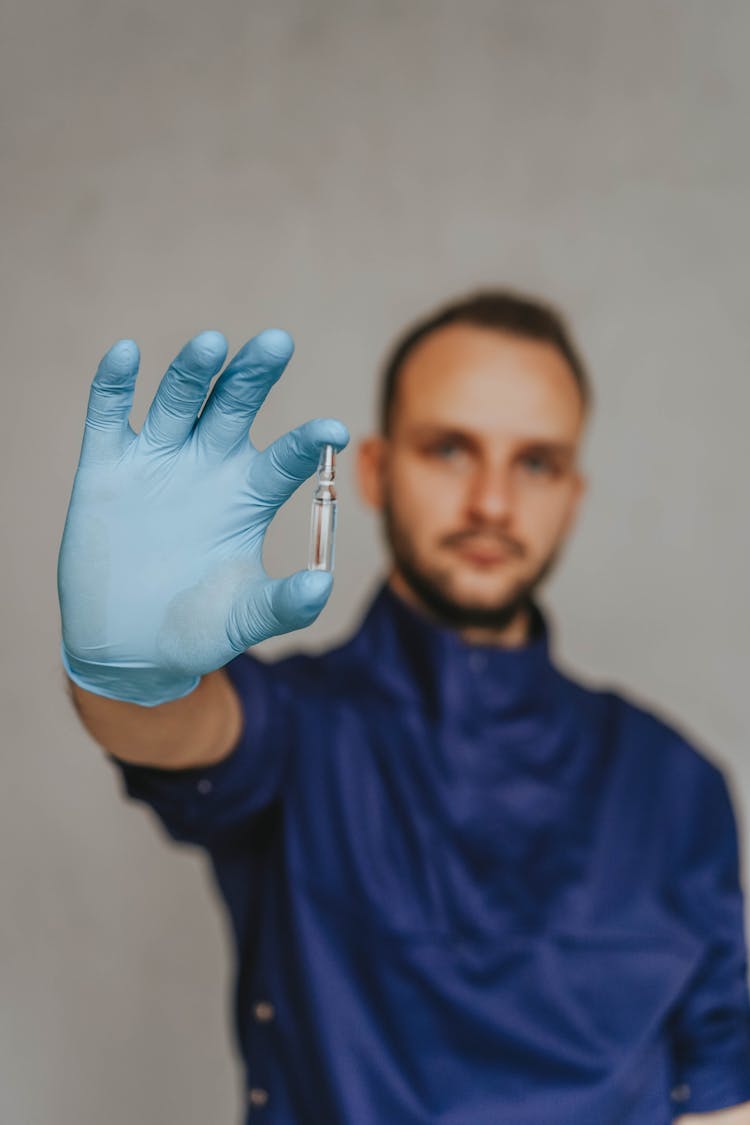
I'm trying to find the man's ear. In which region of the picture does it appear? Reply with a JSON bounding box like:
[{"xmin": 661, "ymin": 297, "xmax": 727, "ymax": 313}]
[
  {"xmin": 562, "ymin": 471, "xmax": 588, "ymax": 537},
  {"xmin": 356, "ymin": 435, "xmax": 388, "ymax": 511}
]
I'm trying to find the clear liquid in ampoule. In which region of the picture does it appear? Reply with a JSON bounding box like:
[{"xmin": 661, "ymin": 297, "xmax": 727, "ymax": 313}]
[{"xmin": 308, "ymin": 444, "xmax": 337, "ymax": 572}]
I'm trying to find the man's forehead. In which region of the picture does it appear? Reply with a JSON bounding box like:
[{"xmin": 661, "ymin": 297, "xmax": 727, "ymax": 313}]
[{"xmin": 392, "ymin": 326, "xmax": 585, "ymax": 441}]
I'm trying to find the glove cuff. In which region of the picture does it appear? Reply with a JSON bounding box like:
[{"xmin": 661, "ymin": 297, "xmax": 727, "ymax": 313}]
[{"xmin": 60, "ymin": 641, "xmax": 201, "ymax": 707}]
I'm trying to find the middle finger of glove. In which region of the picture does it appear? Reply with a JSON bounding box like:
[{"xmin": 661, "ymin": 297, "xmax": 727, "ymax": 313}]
[{"xmin": 196, "ymin": 328, "xmax": 296, "ymax": 456}]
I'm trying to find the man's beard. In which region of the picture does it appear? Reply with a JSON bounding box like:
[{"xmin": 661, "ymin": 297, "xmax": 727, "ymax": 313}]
[{"xmin": 382, "ymin": 499, "xmax": 561, "ymax": 633}]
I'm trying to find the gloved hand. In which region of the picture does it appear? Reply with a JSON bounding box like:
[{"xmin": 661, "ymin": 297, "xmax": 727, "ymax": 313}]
[{"xmin": 57, "ymin": 328, "xmax": 349, "ymax": 706}]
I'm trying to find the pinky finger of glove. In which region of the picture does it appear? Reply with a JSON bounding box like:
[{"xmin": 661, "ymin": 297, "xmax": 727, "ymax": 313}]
[
  {"xmin": 228, "ymin": 569, "xmax": 333, "ymax": 651},
  {"xmin": 82, "ymin": 339, "xmax": 140, "ymax": 460}
]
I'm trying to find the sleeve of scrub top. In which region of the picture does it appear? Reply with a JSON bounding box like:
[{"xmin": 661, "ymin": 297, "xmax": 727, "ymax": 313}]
[
  {"xmin": 668, "ymin": 762, "xmax": 750, "ymax": 1115},
  {"xmin": 105, "ymin": 650, "xmax": 293, "ymax": 850}
]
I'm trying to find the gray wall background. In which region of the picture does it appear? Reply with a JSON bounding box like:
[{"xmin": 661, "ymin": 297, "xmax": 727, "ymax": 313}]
[{"xmin": 2, "ymin": 1, "xmax": 749, "ymax": 1122}]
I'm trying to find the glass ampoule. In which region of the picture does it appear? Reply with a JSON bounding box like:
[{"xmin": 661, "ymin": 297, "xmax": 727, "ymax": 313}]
[{"xmin": 308, "ymin": 444, "xmax": 337, "ymax": 572}]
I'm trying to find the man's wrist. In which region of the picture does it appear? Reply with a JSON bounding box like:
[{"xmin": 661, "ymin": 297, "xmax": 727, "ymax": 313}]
[{"xmin": 60, "ymin": 641, "xmax": 201, "ymax": 708}]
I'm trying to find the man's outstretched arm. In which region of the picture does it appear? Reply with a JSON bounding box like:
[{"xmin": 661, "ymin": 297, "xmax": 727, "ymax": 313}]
[
  {"xmin": 66, "ymin": 668, "xmax": 242, "ymax": 769},
  {"xmin": 58, "ymin": 328, "xmax": 348, "ymax": 724}
]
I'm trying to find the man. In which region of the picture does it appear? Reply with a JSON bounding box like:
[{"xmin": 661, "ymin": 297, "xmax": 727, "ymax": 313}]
[{"xmin": 58, "ymin": 291, "xmax": 750, "ymax": 1123}]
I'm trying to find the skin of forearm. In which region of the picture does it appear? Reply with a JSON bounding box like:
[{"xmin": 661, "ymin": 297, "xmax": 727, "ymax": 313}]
[
  {"xmin": 66, "ymin": 667, "xmax": 244, "ymax": 770},
  {"xmin": 675, "ymin": 1105, "xmax": 750, "ymax": 1124}
]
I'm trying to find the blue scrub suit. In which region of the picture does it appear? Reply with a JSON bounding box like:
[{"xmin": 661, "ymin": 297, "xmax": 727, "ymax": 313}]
[{"xmin": 110, "ymin": 584, "xmax": 750, "ymax": 1123}]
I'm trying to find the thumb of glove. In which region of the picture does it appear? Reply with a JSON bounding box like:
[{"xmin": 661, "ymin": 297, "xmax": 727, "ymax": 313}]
[{"xmin": 227, "ymin": 570, "xmax": 334, "ymax": 652}]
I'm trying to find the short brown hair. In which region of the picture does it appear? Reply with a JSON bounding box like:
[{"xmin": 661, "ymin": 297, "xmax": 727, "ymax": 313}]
[{"xmin": 379, "ymin": 289, "xmax": 592, "ymax": 434}]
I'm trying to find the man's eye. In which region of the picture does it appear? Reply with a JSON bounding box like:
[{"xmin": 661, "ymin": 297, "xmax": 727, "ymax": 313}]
[
  {"xmin": 522, "ymin": 454, "xmax": 557, "ymax": 475},
  {"xmin": 431, "ymin": 441, "xmax": 464, "ymax": 459}
]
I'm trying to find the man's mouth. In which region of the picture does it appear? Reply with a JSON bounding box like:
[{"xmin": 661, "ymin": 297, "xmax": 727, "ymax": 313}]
[
  {"xmin": 458, "ymin": 542, "xmax": 510, "ymax": 562},
  {"xmin": 451, "ymin": 540, "xmax": 514, "ymax": 566}
]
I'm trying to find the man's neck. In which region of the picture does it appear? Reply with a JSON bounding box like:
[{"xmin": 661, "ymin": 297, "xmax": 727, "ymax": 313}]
[{"xmin": 387, "ymin": 571, "xmax": 532, "ymax": 649}]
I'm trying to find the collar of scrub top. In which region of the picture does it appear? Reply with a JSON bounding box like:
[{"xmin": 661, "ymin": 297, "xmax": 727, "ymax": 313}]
[{"xmin": 353, "ymin": 581, "xmax": 573, "ymax": 737}]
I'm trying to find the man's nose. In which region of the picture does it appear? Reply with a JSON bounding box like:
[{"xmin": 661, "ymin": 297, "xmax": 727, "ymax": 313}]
[{"xmin": 465, "ymin": 463, "xmax": 515, "ymax": 522}]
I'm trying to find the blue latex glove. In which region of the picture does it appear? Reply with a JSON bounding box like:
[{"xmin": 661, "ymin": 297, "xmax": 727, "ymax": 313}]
[{"xmin": 57, "ymin": 329, "xmax": 349, "ymax": 706}]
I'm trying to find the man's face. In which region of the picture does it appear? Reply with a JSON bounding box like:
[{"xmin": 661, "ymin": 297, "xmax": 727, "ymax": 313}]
[{"xmin": 357, "ymin": 322, "xmax": 588, "ymax": 636}]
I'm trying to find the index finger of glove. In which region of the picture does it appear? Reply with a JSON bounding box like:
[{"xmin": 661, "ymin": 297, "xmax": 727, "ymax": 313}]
[
  {"xmin": 140, "ymin": 330, "xmax": 228, "ymax": 450},
  {"xmin": 81, "ymin": 339, "xmax": 140, "ymax": 461},
  {"xmin": 196, "ymin": 329, "xmax": 295, "ymax": 455},
  {"xmin": 249, "ymin": 418, "xmax": 349, "ymax": 511}
]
